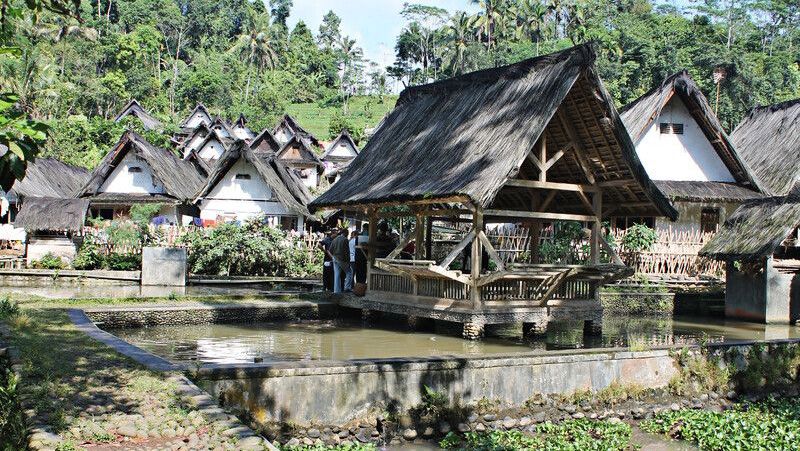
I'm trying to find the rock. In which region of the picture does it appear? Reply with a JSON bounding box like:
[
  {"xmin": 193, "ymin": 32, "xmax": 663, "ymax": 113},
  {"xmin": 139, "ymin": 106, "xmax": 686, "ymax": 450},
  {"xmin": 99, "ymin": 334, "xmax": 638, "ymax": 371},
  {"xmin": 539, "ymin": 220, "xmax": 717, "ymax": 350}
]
[
  {"xmin": 398, "ymin": 414, "xmax": 413, "ymax": 428},
  {"xmin": 338, "ymin": 430, "xmax": 350, "ymax": 439},
  {"xmin": 117, "ymin": 424, "xmax": 138, "ymax": 437},
  {"xmin": 438, "ymin": 422, "xmax": 451, "ymax": 434},
  {"xmin": 483, "ymin": 414, "xmax": 497, "ymax": 422},
  {"xmin": 457, "ymin": 423, "xmax": 470, "ymax": 433},
  {"xmin": 222, "ymin": 426, "xmax": 251, "ymax": 437},
  {"xmin": 564, "ymin": 404, "xmax": 577, "ymax": 414},
  {"xmin": 572, "ymin": 412, "xmax": 585, "ymax": 420},
  {"xmin": 307, "ymin": 428, "xmax": 321, "ymax": 439},
  {"xmin": 236, "ymin": 436, "xmax": 264, "ymax": 450},
  {"xmin": 422, "ymin": 427, "xmax": 434, "ymax": 438},
  {"xmin": 632, "ymin": 408, "xmax": 645, "ymax": 419},
  {"xmin": 301, "ymin": 437, "xmax": 313, "ymax": 446},
  {"xmin": 726, "ymin": 390, "xmax": 737, "ymax": 400},
  {"xmin": 606, "ymin": 417, "xmax": 622, "ymax": 424},
  {"xmin": 589, "ymin": 413, "xmax": 598, "ymax": 420},
  {"xmin": 699, "ymin": 394, "xmax": 709, "ymax": 402},
  {"xmin": 402, "ymin": 429, "xmax": 417, "ymax": 441},
  {"xmin": 371, "ymin": 429, "xmax": 380, "ymax": 438},
  {"xmin": 502, "ymin": 417, "xmax": 517, "ymax": 429},
  {"xmin": 468, "ymin": 413, "xmax": 479, "ymax": 423},
  {"xmin": 285, "ymin": 438, "xmax": 300, "ymax": 447},
  {"xmin": 518, "ymin": 417, "xmax": 532, "ymax": 427},
  {"xmin": 670, "ymin": 403, "xmax": 681, "ymax": 412},
  {"xmin": 355, "ymin": 430, "xmax": 370, "ymax": 443},
  {"xmin": 533, "ymin": 412, "xmax": 547, "ymax": 423}
]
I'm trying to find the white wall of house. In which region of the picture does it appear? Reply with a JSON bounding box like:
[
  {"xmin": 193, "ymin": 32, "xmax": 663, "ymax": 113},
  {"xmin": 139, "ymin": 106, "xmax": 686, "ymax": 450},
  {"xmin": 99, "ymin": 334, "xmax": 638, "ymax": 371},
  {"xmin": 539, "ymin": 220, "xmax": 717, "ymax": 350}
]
[
  {"xmin": 99, "ymin": 153, "xmax": 165, "ymax": 194},
  {"xmin": 26, "ymin": 235, "xmax": 79, "ymax": 265},
  {"xmin": 183, "ymin": 131, "xmax": 209, "ymax": 157},
  {"xmin": 294, "ymin": 167, "xmax": 318, "ymax": 188},
  {"xmin": 327, "ymin": 141, "xmax": 358, "ymax": 158},
  {"xmin": 635, "ymin": 97, "xmax": 735, "ymax": 182},
  {"xmin": 185, "ymin": 111, "xmax": 211, "ymax": 129},
  {"xmin": 274, "ymin": 126, "xmax": 294, "ymax": 144},
  {"xmin": 198, "ymin": 158, "xmax": 303, "ymax": 229},
  {"xmin": 197, "ymin": 137, "xmax": 227, "ymax": 161}
]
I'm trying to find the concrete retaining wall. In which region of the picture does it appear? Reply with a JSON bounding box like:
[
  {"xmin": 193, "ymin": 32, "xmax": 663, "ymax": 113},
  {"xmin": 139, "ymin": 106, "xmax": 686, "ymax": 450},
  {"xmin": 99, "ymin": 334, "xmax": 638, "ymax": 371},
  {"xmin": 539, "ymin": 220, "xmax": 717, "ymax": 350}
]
[
  {"xmin": 196, "ymin": 349, "xmax": 677, "ymax": 424},
  {"xmin": 86, "ymin": 302, "xmax": 335, "ymax": 328},
  {"xmin": 141, "ymin": 247, "xmax": 187, "ymax": 286},
  {"xmin": 0, "ymin": 269, "xmax": 140, "ymax": 286}
]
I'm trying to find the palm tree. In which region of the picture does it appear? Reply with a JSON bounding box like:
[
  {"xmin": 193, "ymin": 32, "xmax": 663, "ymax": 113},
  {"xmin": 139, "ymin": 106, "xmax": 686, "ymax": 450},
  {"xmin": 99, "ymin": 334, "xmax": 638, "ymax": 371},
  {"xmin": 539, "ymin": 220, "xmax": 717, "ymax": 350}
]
[
  {"xmin": 511, "ymin": 0, "xmax": 548, "ymax": 54},
  {"xmin": 547, "ymin": 0, "xmax": 564, "ymax": 39},
  {"xmin": 470, "ymin": 0, "xmax": 506, "ymax": 50},
  {"xmin": 338, "ymin": 35, "xmax": 362, "ymax": 114},
  {"xmin": 230, "ymin": 13, "xmax": 279, "ymax": 102},
  {"xmin": 447, "ymin": 11, "xmax": 473, "ymax": 75}
]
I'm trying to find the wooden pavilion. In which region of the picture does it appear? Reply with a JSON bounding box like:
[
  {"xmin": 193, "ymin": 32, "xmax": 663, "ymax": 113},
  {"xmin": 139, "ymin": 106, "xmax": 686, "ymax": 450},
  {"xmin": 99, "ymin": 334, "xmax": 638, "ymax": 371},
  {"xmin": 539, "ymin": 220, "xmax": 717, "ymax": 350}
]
[{"xmin": 310, "ymin": 44, "xmax": 677, "ymax": 339}]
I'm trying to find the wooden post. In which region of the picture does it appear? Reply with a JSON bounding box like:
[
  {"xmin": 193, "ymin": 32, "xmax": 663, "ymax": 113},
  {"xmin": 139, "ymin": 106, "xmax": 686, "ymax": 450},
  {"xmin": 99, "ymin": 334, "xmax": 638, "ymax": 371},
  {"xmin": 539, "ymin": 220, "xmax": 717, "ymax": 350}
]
[
  {"xmin": 425, "ymin": 216, "xmax": 433, "ymax": 260},
  {"xmin": 590, "ymin": 192, "xmax": 602, "ymax": 264},
  {"xmin": 367, "ymin": 208, "xmax": 377, "ymax": 289},
  {"xmin": 414, "ymin": 213, "xmax": 425, "ymax": 260},
  {"xmin": 471, "ymin": 208, "xmax": 484, "ymax": 309},
  {"xmin": 538, "ymin": 135, "xmax": 547, "ymax": 182},
  {"xmin": 529, "ymin": 191, "xmax": 541, "ymax": 264}
]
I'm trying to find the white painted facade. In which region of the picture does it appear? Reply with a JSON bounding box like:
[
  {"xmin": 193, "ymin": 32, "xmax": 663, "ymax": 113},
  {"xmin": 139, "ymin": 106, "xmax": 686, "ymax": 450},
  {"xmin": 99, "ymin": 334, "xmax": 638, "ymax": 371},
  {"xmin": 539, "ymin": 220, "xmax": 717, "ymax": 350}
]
[
  {"xmin": 233, "ymin": 125, "xmax": 255, "ymax": 141},
  {"xmin": 326, "ymin": 140, "xmax": 358, "ymax": 159},
  {"xmin": 198, "ymin": 158, "xmax": 304, "ymax": 229},
  {"xmin": 293, "ymin": 167, "xmax": 318, "ymax": 189},
  {"xmin": 185, "ymin": 111, "xmax": 211, "ymax": 129},
  {"xmin": 99, "ymin": 153, "xmax": 165, "ymax": 194},
  {"xmin": 634, "ymin": 97, "xmax": 735, "ymax": 182},
  {"xmin": 274, "ymin": 126, "xmax": 294, "ymax": 144},
  {"xmin": 183, "ymin": 130, "xmax": 209, "ymax": 157},
  {"xmin": 197, "ymin": 137, "xmax": 227, "ymax": 161}
]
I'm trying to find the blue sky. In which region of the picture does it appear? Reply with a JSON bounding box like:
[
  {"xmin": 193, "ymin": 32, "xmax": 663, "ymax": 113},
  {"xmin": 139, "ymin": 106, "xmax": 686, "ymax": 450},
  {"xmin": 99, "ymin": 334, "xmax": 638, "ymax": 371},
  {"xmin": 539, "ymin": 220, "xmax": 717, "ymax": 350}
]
[{"xmin": 287, "ymin": 0, "xmax": 480, "ymax": 69}]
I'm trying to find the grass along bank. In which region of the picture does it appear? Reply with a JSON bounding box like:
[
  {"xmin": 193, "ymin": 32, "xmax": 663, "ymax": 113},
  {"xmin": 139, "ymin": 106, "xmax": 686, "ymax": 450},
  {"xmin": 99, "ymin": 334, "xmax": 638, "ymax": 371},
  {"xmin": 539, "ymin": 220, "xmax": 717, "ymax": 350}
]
[{"xmin": 0, "ymin": 298, "xmax": 267, "ymax": 450}]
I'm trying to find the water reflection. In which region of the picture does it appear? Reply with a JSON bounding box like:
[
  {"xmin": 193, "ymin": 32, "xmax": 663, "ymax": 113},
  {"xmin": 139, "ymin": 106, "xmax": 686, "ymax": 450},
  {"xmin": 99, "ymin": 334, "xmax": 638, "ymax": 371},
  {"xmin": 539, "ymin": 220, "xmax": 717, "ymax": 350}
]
[
  {"xmin": 0, "ymin": 283, "xmax": 312, "ymax": 299},
  {"xmin": 109, "ymin": 315, "xmax": 800, "ymax": 365}
]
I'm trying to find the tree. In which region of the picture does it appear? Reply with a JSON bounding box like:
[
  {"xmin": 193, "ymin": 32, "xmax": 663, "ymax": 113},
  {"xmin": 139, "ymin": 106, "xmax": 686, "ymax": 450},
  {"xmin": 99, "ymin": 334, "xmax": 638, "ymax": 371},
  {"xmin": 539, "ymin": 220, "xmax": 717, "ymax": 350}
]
[
  {"xmin": 471, "ymin": 0, "xmax": 506, "ymax": 50},
  {"xmin": 269, "ymin": 0, "xmax": 292, "ymax": 29},
  {"xmin": 230, "ymin": 12, "xmax": 279, "ymax": 102},
  {"xmin": 317, "ymin": 10, "xmax": 341, "ymax": 50},
  {"xmin": 446, "ymin": 11, "xmax": 474, "ymax": 75}
]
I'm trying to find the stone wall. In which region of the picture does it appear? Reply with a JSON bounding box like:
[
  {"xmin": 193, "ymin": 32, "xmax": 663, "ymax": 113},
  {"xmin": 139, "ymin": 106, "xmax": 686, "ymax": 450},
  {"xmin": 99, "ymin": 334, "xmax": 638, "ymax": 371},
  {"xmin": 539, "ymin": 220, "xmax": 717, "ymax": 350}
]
[
  {"xmin": 85, "ymin": 302, "xmax": 336, "ymax": 329},
  {"xmin": 0, "ymin": 269, "xmax": 140, "ymax": 286}
]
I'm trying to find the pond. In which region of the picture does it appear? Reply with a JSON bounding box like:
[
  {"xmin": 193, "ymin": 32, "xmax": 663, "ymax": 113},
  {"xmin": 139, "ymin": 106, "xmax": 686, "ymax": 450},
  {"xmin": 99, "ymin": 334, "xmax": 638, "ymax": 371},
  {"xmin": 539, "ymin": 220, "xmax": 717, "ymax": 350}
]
[
  {"xmin": 108, "ymin": 315, "xmax": 800, "ymax": 365},
  {"xmin": 0, "ymin": 281, "xmax": 315, "ymax": 299}
]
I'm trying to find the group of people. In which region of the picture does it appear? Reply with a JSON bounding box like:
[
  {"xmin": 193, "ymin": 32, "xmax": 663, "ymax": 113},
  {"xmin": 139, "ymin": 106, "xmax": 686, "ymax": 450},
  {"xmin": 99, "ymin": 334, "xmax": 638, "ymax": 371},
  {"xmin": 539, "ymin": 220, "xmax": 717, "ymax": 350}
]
[{"xmin": 320, "ymin": 220, "xmax": 398, "ymax": 293}]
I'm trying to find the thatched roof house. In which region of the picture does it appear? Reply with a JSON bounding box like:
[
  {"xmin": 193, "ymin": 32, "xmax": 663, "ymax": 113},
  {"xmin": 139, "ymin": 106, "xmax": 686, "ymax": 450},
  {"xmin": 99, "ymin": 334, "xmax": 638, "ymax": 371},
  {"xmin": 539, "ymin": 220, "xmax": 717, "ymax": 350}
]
[
  {"xmin": 114, "ymin": 99, "xmax": 162, "ymax": 130},
  {"xmin": 250, "ymin": 128, "xmax": 282, "ymax": 154},
  {"xmin": 78, "ymin": 131, "xmax": 205, "ymax": 221},
  {"xmin": 312, "ymin": 44, "xmax": 675, "ymax": 220},
  {"xmin": 232, "ymin": 114, "xmax": 256, "ymax": 141},
  {"xmin": 732, "ymin": 98, "xmax": 800, "ymax": 196},
  {"xmin": 179, "ymin": 103, "xmax": 213, "ymax": 130},
  {"xmin": 273, "ymin": 114, "xmax": 321, "ymax": 148},
  {"xmin": 192, "ymin": 129, "xmax": 232, "ymax": 161},
  {"xmin": 194, "ymin": 141, "xmax": 314, "ymax": 227},
  {"xmin": 321, "ymin": 130, "xmax": 359, "ymax": 163},
  {"xmin": 276, "ymin": 135, "xmax": 324, "ymax": 188},
  {"xmin": 14, "ymin": 197, "xmax": 90, "ymax": 233},
  {"xmin": 7, "ymin": 158, "xmax": 89, "ymax": 202},
  {"xmin": 181, "ymin": 122, "xmax": 212, "ymax": 157}
]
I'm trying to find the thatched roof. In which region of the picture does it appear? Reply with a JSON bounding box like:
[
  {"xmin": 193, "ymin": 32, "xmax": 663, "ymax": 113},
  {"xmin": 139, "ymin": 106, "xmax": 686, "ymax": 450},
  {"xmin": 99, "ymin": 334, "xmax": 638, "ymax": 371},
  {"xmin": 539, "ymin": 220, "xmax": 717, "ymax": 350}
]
[
  {"xmin": 184, "ymin": 149, "xmax": 215, "ymax": 177},
  {"xmin": 8, "ymin": 158, "xmax": 89, "ymax": 201},
  {"xmin": 700, "ymin": 184, "xmax": 800, "ymax": 260},
  {"xmin": 277, "ymin": 135, "xmax": 324, "ymax": 171},
  {"xmin": 311, "ymin": 44, "xmax": 676, "ymax": 219},
  {"xmin": 250, "ymin": 128, "xmax": 281, "ymax": 154},
  {"xmin": 619, "ymin": 71, "xmax": 760, "ymax": 190},
  {"xmin": 78, "ymin": 130, "xmax": 205, "ymax": 202},
  {"xmin": 179, "ymin": 103, "xmax": 212, "ymax": 129},
  {"xmin": 654, "ymin": 180, "xmax": 763, "ymax": 203},
  {"xmin": 274, "ymin": 114, "xmax": 321, "ymax": 148},
  {"xmin": 15, "ymin": 197, "xmax": 89, "ymax": 233},
  {"xmin": 232, "ymin": 114, "xmax": 255, "ymax": 140},
  {"xmin": 321, "ymin": 130, "xmax": 360, "ymax": 162},
  {"xmin": 731, "ymin": 98, "xmax": 800, "ymax": 196},
  {"xmin": 194, "ymin": 141, "xmax": 314, "ymax": 219},
  {"xmin": 114, "ymin": 99, "xmax": 161, "ymax": 130}
]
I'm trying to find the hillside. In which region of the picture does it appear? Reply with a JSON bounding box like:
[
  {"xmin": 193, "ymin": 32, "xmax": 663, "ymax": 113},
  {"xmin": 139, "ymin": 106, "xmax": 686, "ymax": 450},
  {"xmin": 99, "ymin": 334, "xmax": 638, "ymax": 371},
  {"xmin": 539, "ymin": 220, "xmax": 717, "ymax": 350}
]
[{"xmin": 286, "ymin": 95, "xmax": 398, "ymax": 144}]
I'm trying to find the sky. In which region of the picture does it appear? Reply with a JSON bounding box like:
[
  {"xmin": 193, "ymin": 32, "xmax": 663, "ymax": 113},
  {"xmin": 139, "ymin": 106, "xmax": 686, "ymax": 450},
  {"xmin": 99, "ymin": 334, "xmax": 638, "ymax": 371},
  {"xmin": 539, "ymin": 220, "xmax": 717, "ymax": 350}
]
[{"xmin": 287, "ymin": 0, "xmax": 480, "ymax": 70}]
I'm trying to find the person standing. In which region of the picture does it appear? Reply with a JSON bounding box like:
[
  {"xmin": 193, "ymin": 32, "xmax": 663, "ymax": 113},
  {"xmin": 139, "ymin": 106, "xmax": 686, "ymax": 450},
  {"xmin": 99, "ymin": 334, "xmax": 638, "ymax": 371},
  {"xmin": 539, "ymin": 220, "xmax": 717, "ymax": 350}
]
[
  {"xmin": 347, "ymin": 230, "xmax": 358, "ymax": 291},
  {"xmin": 355, "ymin": 223, "xmax": 369, "ymax": 284},
  {"xmin": 319, "ymin": 230, "xmax": 335, "ymax": 291},
  {"xmin": 328, "ymin": 227, "xmax": 351, "ymax": 294}
]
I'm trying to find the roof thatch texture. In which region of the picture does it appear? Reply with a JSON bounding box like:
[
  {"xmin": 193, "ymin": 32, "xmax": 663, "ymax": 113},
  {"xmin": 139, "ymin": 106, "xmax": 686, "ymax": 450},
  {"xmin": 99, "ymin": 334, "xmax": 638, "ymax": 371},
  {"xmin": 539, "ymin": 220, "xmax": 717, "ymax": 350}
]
[
  {"xmin": 654, "ymin": 180, "xmax": 763, "ymax": 203},
  {"xmin": 179, "ymin": 103, "xmax": 212, "ymax": 129},
  {"xmin": 700, "ymin": 184, "xmax": 800, "ymax": 260},
  {"xmin": 731, "ymin": 98, "xmax": 800, "ymax": 196},
  {"xmin": 321, "ymin": 130, "xmax": 360, "ymax": 161},
  {"xmin": 79, "ymin": 130, "xmax": 205, "ymax": 202},
  {"xmin": 15, "ymin": 197, "xmax": 89, "ymax": 233},
  {"xmin": 275, "ymin": 114, "xmax": 321, "ymax": 148},
  {"xmin": 619, "ymin": 71, "xmax": 760, "ymax": 190},
  {"xmin": 277, "ymin": 135, "xmax": 324, "ymax": 170},
  {"xmin": 195, "ymin": 141, "xmax": 314, "ymax": 219},
  {"xmin": 311, "ymin": 44, "xmax": 676, "ymax": 219},
  {"xmin": 9, "ymin": 158, "xmax": 89, "ymax": 200},
  {"xmin": 184, "ymin": 149, "xmax": 214, "ymax": 176},
  {"xmin": 250, "ymin": 128, "xmax": 281, "ymax": 154},
  {"xmin": 114, "ymin": 99, "xmax": 162, "ymax": 130}
]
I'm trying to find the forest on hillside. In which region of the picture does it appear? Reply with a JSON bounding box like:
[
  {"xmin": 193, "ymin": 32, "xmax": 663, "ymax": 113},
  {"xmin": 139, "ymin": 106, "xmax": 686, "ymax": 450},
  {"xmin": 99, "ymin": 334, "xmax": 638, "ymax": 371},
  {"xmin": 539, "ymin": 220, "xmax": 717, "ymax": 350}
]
[{"xmin": 0, "ymin": 0, "xmax": 798, "ymax": 170}]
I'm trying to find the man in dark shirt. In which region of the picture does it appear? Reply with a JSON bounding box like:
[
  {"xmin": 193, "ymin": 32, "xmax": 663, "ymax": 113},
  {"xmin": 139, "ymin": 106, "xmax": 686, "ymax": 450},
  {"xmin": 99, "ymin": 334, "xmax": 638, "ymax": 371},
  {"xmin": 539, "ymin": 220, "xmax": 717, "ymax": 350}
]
[{"xmin": 328, "ymin": 227, "xmax": 351, "ymax": 293}]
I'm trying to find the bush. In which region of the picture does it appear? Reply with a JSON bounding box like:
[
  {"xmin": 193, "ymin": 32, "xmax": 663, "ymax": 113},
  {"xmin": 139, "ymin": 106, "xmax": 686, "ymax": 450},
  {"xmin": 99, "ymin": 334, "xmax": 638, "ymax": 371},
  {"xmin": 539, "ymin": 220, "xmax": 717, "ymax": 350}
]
[
  {"xmin": 622, "ymin": 223, "xmax": 657, "ymax": 253},
  {"xmin": 30, "ymin": 252, "xmax": 66, "ymax": 270},
  {"xmin": 105, "ymin": 253, "xmax": 142, "ymax": 271},
  {"xmin": 0, "ymin": 366, "xmax": 26, "ymax": 449},
  {"xmin": 73, "ymin": 242, "xmax": 104, "ymax": 270},
  {"xmin": 0, "ymin": 297, "xmax": 19, "ymax": 320}
]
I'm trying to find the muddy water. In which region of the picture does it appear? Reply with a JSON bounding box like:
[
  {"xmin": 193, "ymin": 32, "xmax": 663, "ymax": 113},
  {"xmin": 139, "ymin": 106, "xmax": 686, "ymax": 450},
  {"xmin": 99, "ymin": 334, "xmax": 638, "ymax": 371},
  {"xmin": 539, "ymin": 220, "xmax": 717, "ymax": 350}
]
[{"xmin": 109, "ymin": 315, "xmax": 800, "ymax": 365}]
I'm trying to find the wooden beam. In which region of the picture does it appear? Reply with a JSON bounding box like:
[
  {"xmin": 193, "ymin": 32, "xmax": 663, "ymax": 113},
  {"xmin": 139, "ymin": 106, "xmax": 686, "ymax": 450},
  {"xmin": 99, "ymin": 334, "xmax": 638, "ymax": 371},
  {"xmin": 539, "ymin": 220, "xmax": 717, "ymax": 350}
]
[
  {"xmin": 543, "ymin": 145, "xmax": 568, "ymax": 171},
  {"xmin": 576, "ymin": 190, "xmax": 595, "ymax": 214},
  {"xmin": 470, "ymin": 209, "xmax": 484, "ymax": 309},
  {"xmin": 600, "ymin": 234, "xmax": 624, "ymax": 266},
  {"xmin": 538, "ymin": 135, "xmax": 547, "ymax": 182},
  {"xmin": 486, "ymin": 209, "xmax": 597, "ymax": 222},
  {"xmin": 597, "ymin": 179, "xmax": 636, "ymax": 188},
  {"xmin": 439, "ymin": 230, "xmax": 475, "ymax": 269},
  {"xmin": 557, "ymin": 109, "xmax": 596, "ymax": 185},
  {"xmin": 504, "ymin": 179, "xmax": 599, "ymax": 193},
  {"xmin": 477, "ymin": 231, "xmax": 505, "ymax": 271},
  {"xmin": 590, "ymin": 192, "xmax": 602, "ymax": 264},
  {"xmin": 427, "ymin": 264, "xmax": 471, "ymax": 284},
  {"xmin": 414, "ymin": 213, "xmax": 425, "ymax": 259},
  {"xmin": 386, "ymin": 228, "xmax": 415, "ymax": 260},
  {"xmin": 539, "ymin": 191, "xmax": 558, "ymax": 212},
  {"xmin": 317, "ymin": 195, "xmax": 472, "ymax": 213}
]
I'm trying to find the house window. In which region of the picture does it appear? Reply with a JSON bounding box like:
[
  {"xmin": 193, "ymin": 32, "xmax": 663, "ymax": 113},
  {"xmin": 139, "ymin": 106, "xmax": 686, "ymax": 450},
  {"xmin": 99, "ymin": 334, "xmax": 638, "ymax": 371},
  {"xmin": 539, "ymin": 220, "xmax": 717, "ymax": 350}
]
[
  {"xmin": 235, "ymin": 173, "xmax": 251, "ymax": 180},
  {"xmin": 700, "ymin": 208, "xmax": 720, "ymax": 234},
  {"xmin": 659, "ymin": 122, "xmax": 684, "ymax": 134},
  {"xmin": 128, "ymin": 166, "xmax": 143, "ymax": 173}
]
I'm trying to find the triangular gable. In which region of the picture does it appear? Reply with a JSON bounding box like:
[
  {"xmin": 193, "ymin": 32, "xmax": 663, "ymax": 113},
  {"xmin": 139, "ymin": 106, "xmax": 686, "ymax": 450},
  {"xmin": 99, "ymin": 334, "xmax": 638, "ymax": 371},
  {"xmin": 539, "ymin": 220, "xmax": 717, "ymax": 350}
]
[
  {"xmin": 274, "ymin": 114, "xmax": 321, "ymax": 148},
  {"xmin": 322, "ymin": 131, "xmax": 360, "ymax": 161},
  {"xmin": 182, "ymin": 123, "xmax": 212, "ymax": 157},
  {"xmin": 196, "ymin": 131, "xmax": 230, "ymax": 161},
  {"xmin": 180, "ymin": 103, "xmax": 212, "ymax": 129},
  {"xmin": 114, "ymin": 99, "xmax": 162, "ymax": 131},
  {"xmin": 277, "ymin": 136, "xmax": 323, "ymax": 170},
  {"xmin": 620, "ymin": 71, "xmax": 761, "ymax": 189},
  {"xmin": 185, "ymin": 149, "xmax": 214, "ymax": 177},
  {"xmin": 209, "ymin": 117, "xmax": 233, "ymax": 139},
  {"xmin": 250, "ymin": 128, "xmax": 281, "ymax": 154}
]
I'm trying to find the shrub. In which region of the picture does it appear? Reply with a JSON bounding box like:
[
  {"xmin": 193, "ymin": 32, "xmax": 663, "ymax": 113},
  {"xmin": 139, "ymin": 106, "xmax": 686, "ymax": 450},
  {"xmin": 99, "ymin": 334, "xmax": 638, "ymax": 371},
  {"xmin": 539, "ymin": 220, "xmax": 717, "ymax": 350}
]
[
  {"xmin": 0, "ymin": 366, "xmax": 26, "ymax": 449},
  {"xmin": 622, "ymin": 223, "xmax": 657, "ymax": 253},
  {"xmin": 105, "ymin": 253, "xmax": 141, "ymax": 271},
  {"xmin": 30, "ymin": 252, "xmax": 66, "ymax": 270},
  {"xmin": 0, "ymin": 297, "xmax": 19, "ymax": 319},
  {"xmin": 72, "ymin": 242, "xmax": 103, "ymax": 270}
]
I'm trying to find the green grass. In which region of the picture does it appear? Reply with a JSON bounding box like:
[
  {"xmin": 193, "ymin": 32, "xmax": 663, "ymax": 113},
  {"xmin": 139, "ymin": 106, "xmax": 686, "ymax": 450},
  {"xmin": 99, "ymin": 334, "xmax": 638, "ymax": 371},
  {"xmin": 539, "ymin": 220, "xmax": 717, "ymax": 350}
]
[
  {"xmin": 439, "ymin": 420, "xmax": 633, "ymax": 450},
  {"xmin": 641, "ymin": 397, "xmax": 800, "ymax": 450},
  {"xmin": 285, "ymin": 95, "xmax": 397, "ymax": 142}
]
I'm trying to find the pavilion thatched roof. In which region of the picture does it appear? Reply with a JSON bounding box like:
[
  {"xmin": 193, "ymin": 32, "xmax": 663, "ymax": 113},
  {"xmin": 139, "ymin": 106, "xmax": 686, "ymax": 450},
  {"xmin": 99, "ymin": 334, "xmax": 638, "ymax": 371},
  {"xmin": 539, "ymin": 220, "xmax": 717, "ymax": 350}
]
[
  {"xmin": 700, "ymin": 184, "xmax": 800, "ymax": 261},
  {"xmin": 15, "ymin": 197, "xmax": 90, "ymax": 233},
  {"xmin": 619, "ymin": 71, "xmax": 761, "ymax": 191},
  {"xmin": 8, "ymin": 158, "xmax": 89, "ymax": 201},
  {"xmin": 732, "ymin": 98, "xmax": 800, "ymax": 196},
  {"xmin": 311, "ymin": 44, "xmax": 676, "ymax": 219},
  {"xmin": 653, "ymin": 180, "xmax": 763, "ymax": 203},
  {"xmin": 194, "ymin": 141, "xmax": 314, "ymax": 219},
  {"xmin": 78, "ymin": 130, "xmax": 205, "ymax": 202},
  {"xmin": 114, "ymin": 99, "xmax": 162, "ymax": 130}
]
